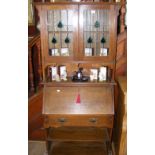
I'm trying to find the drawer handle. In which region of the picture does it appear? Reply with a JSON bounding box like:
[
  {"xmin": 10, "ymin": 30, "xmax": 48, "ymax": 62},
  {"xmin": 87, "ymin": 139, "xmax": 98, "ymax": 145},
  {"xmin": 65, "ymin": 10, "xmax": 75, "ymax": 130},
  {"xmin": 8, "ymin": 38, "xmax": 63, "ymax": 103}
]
[
  {"xmin": 89, "ymin": 118, "xmax": 97, "ymax": 123},
  {"xmin": 57, "ymin": 118, "xmax": 67, "ymax": 123}
]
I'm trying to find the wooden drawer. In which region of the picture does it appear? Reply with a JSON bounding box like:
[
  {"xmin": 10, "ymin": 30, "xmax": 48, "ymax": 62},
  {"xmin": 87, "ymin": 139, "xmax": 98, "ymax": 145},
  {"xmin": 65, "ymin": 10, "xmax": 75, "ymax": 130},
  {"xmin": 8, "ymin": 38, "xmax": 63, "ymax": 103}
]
[
  {"xmin": 44, "ymin": 115, "xmax": 114, "ymax": 128},
  {"xmin": 47, "ymin": 127, "xmax": 109, "ymax": 142}
]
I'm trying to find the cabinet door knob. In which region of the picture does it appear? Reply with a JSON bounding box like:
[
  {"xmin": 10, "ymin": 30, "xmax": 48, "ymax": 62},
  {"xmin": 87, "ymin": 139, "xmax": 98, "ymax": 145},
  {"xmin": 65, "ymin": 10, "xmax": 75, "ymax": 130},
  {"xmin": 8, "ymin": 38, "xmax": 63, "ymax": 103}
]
[
  {"xmin": 57, "ymin": 118, "xmax": 67, "ymax": 123},
  {"xmin": 89, "ymin": 118, "xmax": 97, "ymax": 123}
]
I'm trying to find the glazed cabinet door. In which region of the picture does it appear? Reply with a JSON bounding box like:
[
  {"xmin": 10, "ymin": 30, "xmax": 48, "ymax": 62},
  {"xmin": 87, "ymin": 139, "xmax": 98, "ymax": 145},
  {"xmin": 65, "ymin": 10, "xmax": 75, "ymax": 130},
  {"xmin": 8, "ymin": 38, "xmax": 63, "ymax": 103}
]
[
  {"xmin": 39, "ymin": 4, "xmax": 79, "ymax": 63},
  {"xmin": 78, "ymin": 4, "xmax": 118, "ymax": 62}
]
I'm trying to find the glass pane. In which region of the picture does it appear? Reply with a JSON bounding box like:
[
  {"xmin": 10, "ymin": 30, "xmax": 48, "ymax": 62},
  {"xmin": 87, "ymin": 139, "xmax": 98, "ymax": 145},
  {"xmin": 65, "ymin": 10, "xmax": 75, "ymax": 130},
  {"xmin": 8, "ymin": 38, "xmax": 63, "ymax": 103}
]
[
  {"xmin": 47, "ymin": 10, "xmax": 74, "ymax": 56},
  {"xmin": 83, "ymin": 9, "xmax": 110, "ymax": 57}
]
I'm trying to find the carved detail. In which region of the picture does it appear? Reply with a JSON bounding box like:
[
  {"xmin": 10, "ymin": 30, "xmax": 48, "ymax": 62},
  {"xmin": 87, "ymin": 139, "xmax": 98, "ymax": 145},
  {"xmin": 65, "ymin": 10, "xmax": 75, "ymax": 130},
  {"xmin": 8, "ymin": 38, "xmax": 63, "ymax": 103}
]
[
  {"xmin": 120, "ymin": 4, "xmax": 126, "ymax": 33},
  {"xmin": 28, "ymin": 47, "xmax": 34, "ymax": 93},
  {"xmin": 28, "ymin": 34, "xmax": 42, "ymax": 96},
  {"xmin": 36, "ymin": 39, "xmax": 43, "ymax": 84}
]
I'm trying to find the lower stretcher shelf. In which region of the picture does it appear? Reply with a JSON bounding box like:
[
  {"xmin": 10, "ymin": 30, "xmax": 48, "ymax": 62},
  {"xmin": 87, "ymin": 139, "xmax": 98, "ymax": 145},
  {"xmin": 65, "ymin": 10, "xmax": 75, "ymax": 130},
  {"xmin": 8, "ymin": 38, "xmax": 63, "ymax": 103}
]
[{"xmin": 49, "ymin": 141, "xmax": 111, "ymax": 155}]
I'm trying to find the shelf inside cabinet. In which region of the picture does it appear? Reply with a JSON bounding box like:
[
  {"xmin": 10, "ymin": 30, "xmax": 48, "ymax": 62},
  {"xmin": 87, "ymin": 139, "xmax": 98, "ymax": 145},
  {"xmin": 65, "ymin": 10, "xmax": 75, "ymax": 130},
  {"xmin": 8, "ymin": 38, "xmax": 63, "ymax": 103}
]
[
  {"xmin": 83, "ymin": 30, "xmax": 109, "ymax": 33},
  {"xmin": 43, "ymin": 79, "xmax": 116, "ymax": 87},
  {"xmin": 49, "ymin": 141, "xmax": 109, "ymax": 155},
  {"xmin": 48, "ymin": 31, "xmax": 73, "ymax": 33}
]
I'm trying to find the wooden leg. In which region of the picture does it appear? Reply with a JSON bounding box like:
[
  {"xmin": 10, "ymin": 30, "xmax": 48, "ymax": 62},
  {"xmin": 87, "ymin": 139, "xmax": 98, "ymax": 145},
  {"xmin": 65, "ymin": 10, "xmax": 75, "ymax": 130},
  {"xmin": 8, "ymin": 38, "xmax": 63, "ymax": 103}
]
[
  {"xmin": 44, "ymin": 151, "xmax": 48, "ymax": 155},
  {"xmin": 46, "ymin": 140, "xmax": 52, "ymax": 155},
  {"xmin": 45, "ymin": 127, "xmax": 52, "ymax": 155},
  {"xmin": 108, "ymin": 128, "xmax": 113, "ymax": 141},
  {"xmin": 106, "ymin": 141, "xmax": 113, "ymax": 155}
]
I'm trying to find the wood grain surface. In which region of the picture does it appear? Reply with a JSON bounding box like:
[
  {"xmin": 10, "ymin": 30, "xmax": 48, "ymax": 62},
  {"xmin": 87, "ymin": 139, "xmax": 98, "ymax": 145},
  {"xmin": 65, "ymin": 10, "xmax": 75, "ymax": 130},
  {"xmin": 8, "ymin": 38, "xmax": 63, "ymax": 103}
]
[
  {"xmin": 43, "ymin": 86, "xmax": 114, "ymax": 115},
  {"xmin": 47, "ymin": 127, "xmax": 109, "ymax": 142}
]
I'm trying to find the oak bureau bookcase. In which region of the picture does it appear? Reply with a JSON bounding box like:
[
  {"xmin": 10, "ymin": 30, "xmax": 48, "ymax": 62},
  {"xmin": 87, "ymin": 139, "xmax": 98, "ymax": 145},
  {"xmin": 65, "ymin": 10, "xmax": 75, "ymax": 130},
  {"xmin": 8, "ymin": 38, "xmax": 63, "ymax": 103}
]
[{"xmin": 36, "ymin": 1, "xmax": 120, "ymax": 154}]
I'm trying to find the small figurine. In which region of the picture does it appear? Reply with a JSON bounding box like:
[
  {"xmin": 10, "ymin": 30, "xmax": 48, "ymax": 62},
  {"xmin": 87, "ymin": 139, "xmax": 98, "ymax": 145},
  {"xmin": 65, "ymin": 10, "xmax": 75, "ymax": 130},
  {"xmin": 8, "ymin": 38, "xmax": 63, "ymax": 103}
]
[
  {"xmin": 98, "ymin": 72, "xmax": 103, "ymax": 82},
  {"xmin": 62, "ymin": 70, "xmax": 67, "ymax": 81},
  {"xmin": 90, "ymin": 72, "xmax": 94, "ymax": 81},
  {"xmin": 72, "ymin": 65, "xmax": 89, "ymax": 82},
  {"xmin": 77, "ymin": 67, "xmax": 83, "ymax": 80},
  {"xmin": 90, "ymin": 69, "xmax": 98, "ymax": 81},
  {"xmin": 99, "ymin": 71, "xmax": 104, "ymax": 82},
  {"xmin": 55, "ymin": 74, "xmax": 60, "ymax": 82},
  {"xmin": 99, "ymin": 67, "xmax": 107, "ymax": 81},
  {"xmin": 59, "ymin": 66, "xmax": 67, "ymax": 81},
  {"xmin": 51, "ymin": 66, "xmax": 57, "ymax": 81}
]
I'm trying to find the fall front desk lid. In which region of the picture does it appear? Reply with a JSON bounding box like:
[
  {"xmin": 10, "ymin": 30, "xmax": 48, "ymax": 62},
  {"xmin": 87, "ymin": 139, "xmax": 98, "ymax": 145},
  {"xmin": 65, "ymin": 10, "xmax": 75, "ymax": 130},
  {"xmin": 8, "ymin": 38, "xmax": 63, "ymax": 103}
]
[{"xmin": 43, "ymin": 86, "xmax": 114, "ymax": 115}]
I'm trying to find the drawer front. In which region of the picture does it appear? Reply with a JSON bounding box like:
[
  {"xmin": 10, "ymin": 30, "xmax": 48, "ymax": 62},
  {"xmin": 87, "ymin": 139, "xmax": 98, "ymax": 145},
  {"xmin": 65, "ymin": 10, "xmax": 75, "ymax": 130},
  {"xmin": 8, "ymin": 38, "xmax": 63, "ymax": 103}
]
[
  {"xmin": 47, "ymin": 127, "xmax": 109, "ymax": 142},
  {"xmin": 44, "ymin": 115, "xmax": 114, "ymax": 128}
]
